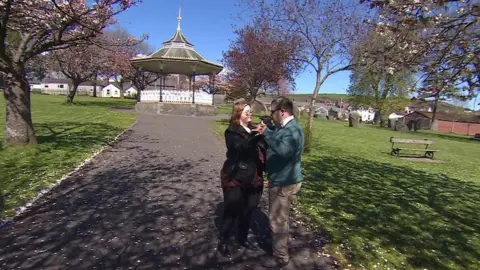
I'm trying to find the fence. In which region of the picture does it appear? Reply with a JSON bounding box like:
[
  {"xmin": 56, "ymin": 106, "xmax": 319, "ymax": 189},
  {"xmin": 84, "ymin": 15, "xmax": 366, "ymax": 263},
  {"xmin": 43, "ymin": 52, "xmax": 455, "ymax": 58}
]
[
  {"xmin": 31, "ymin": 88, "xmax": 96, "ymax": 96},
  {"xmin": 140, "ymin": 90, "xmax": 213, "ymax": 105},
  {"xmin": 434, "ymin": 120, "xmax": 480, "ymax": 136}
]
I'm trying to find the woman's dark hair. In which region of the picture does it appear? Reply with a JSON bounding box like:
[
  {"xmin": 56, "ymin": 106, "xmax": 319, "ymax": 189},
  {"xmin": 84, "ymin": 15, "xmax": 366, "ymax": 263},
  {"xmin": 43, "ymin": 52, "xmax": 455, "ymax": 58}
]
[{"xmin": 230, "ymin": 98, "xmax": 250, "ymax": 126}]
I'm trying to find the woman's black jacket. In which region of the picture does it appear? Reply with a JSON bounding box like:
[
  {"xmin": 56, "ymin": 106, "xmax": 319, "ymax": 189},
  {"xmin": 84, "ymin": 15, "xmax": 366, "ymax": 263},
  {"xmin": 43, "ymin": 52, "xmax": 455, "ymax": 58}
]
[{"xmin": 223, "ymin": 124, "xmax": 266, "ymax": 184}]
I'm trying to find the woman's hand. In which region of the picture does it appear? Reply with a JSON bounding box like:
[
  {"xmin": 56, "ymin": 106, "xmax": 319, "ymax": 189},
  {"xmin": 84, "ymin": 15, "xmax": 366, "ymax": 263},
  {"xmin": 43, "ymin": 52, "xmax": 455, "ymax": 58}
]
[{"xmin": 253, "ymin": 122, "xmax": 267, "ymax": 135}]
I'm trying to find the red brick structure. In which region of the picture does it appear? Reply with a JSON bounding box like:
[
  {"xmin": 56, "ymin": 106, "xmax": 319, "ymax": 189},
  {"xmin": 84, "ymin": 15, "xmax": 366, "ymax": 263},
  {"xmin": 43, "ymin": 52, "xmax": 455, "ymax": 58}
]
[
  {"xmin": 402, "ymin": 111, "xmax": 480, "ymax": 136},
  {"xmin": 433, "ymin": 120, "xmax": 480, "ymax": 135}
]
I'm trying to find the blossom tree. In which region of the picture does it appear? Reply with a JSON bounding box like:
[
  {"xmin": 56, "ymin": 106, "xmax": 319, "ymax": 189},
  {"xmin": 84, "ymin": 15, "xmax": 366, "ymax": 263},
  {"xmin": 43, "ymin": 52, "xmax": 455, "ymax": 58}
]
[
  {"xmin": 273, "ymin": 77, "xmax": 294, "ymax": 96},
  {"xmin": 49, "ymin": 39, "xmax": 111, "ymax": 104},
  {"xmin": 348, "ymin": 30, "xmax": 415, "ymax": 124},
  {"xmin": 104, "ymin": 29, "xmax": 160, "ymax": 101},
  {"xmin": 360, "ymin": 0, "xmax": 479, "ymax": 126},
  {"xmin": 0, "ymin": 0, "xmax": 142, "ymax": 146},
  {"xmin": 222, "ymin": 22, "xmax": 301, "ymax": 112},
  {"xmin": 196, "ymin": 74, "xmax": 230, "ymax": 95},
  {"xmin": 104, "ymin": 27, "xmax": 158, "ymax": 100},
  {"xmin": 244, "ymin": 0, "xmax": 369, "ymax": 152}
]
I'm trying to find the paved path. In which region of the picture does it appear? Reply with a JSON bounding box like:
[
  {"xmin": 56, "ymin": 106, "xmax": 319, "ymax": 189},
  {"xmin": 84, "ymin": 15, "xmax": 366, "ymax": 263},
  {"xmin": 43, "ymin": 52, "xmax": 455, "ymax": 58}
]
[{"xmin": 0, "ymin": 114, "xmax": 335, "ymax": 270}]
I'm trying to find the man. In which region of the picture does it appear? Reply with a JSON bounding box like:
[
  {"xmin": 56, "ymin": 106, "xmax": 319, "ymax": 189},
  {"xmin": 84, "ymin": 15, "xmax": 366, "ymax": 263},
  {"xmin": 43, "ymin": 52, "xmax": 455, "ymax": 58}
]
[{"xmin": 254, "ymin": 96, "xmax": 305, "ymax": 268}]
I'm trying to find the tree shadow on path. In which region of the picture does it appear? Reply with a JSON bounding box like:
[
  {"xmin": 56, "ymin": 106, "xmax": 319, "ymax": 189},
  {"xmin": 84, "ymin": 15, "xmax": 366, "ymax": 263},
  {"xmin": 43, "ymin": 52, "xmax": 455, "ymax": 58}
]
[{"xmin": 0, "ymin": 130, "xmax": 336, "ymax": 270}]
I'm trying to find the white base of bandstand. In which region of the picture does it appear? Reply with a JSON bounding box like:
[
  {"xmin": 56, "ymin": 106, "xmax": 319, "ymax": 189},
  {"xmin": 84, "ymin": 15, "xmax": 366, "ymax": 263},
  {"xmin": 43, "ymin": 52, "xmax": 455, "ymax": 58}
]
[{"xmin": 135, "ymin": 101, "xmax": 216, "ymax": 116}]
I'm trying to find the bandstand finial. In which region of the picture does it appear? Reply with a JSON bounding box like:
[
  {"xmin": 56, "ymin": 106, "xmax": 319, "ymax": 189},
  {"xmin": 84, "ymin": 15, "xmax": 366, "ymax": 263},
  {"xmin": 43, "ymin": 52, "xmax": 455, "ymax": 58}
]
[{"xmin": 177, "ymin": 7, "xmax": 182, "ymax": 30}]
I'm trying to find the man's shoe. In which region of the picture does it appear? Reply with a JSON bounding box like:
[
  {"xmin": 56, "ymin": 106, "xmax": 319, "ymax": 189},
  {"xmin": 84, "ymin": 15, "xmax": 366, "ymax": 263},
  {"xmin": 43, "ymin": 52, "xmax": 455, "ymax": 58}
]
[
  {"xmin": 260, "ymin": 255, "xmax": 290, "ymax": 268},
  {"xmin": 217, "ymin": 240, "xmax": 232, "ymax": 257},
  {"xmin": 238, "ymin": 238, "xmax": 257, "ymax": 250}
]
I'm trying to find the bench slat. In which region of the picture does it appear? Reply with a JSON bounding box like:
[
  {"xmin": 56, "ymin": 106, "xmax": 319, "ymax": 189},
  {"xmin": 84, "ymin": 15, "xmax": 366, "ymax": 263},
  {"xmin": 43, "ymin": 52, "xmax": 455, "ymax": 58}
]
[
  {"xmin": 394, "ymin": 148, "xmax": 439, "ymax": 152},
  {"xmin": 390, "ymin": 138, "xmax": 434, "ymax": 144}
]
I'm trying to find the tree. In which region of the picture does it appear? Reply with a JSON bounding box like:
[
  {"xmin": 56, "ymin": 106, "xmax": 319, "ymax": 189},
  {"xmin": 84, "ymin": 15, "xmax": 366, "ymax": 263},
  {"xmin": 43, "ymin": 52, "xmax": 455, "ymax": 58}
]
[
  {"xmin": 348, "ymin": 29, "xmax": 415, "ymax": 124},
  {"xmin": 49, "ymin": 39, "xmax": 110, "ymax": 103},
  {"xmin": 361, "ymin": 0, "xmax": 479, "ymax": 127},
  {"xmin": 104, "ymin": 26, "xmax": 153, "ymax": 99},
  {"xmin": 222, "ymin": 22, "xmax": 301, "ymax": 112},
  {"xmin": 244, "ymin": 0, "xmax": 369, "ymax": 152},
  {"xmin": 127, "ymin": 67, "xmax": 160, "ymax": 102},
  {"xmin": 0, "ymin": 0, "xmax": 142, "ymax": 146},
  {"xmin": 449, "ymin": 98, "xmax": 469, "ymax": 133},
  {"xmin": 104, "ymin": 32, "xmax": 160, "ymax": 102},
  {"xmin": 274, "ymin": 77, "xmax": 294, "ymax": 96},
  {"xmin": 348, "ymin": 67, "xmax": 415, "ymax": 123},
  {"xmin": 196, "ymin": 74, "xmax": 230, "ymax": 95}
]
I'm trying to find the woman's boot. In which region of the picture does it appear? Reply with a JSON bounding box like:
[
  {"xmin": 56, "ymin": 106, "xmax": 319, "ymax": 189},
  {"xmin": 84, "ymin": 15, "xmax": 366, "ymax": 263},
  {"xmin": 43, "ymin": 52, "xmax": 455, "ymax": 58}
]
[{"xmin": 217, "ymin": 238, "xmax": 232, "ymax": 257}]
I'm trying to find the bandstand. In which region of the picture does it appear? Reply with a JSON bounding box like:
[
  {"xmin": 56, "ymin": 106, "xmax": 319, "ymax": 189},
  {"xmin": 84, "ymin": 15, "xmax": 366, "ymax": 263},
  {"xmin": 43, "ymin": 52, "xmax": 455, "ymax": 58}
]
[{"xmin": 130, "ymin": 8, "xmax": 223, "ymax": 116}]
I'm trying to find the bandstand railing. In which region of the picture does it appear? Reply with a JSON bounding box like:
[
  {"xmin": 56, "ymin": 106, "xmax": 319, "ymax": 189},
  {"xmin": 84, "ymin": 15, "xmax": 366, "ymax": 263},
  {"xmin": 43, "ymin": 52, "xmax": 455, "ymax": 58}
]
[{"xmin": 140, "ymin": 89, "xmax": 213, "ymax": 105}]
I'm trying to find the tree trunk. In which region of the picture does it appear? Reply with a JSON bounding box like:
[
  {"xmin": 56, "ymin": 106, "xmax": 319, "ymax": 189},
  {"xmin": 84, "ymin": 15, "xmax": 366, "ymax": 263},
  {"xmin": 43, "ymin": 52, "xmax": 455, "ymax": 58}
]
[
  {"xmin": 255, "ymin": 99, "xmax": 269, "ymax": 115},
  {"xmin": 250, "ymin": 92, "xmax": 257, "ymax": 113},
  {"xmin": 119, "ymin": 79, "xmax": 124, "ymax": 99},
  {"xmin": 375, "ymin": 76, "xmax": 390, "ymax": 126},
  {"xmin": 430, "ymin": 96, "xmax": 439, "ymax": 130},
  {"xmin": 305, "ymin": 72, "xmax": 323, "ymax": 153},
  {"xmin": 136, "ymin": 89, "xmax": 141, "ymax": 102},
  {"xmin": 66, "ymin": 81, "xmax": 80, "ymax": 104},
  {"xmin": 3, "ymin": 74, "xmax": 37, "ymax": 146},
  {"xmin": 93, "ymin": 72, "xmax": 98, "ymax": 97}
]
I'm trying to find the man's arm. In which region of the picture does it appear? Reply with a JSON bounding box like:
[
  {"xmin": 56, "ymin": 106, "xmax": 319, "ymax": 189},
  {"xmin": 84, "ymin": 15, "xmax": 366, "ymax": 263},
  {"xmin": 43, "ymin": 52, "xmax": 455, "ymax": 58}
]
[{"xmin": 263, "ymin": 128, "xmax": 296, "ymax": 158}]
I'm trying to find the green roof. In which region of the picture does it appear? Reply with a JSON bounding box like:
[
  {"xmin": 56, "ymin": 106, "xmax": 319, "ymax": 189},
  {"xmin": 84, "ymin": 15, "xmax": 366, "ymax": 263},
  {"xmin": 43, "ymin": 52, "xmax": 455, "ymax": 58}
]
[
  {"xmin": 130, "ymin": 9, "xmax": 223, "ymax": 75},
  {"xmin": 162, "ymin": 28, "xmax": 193, "ymax": 47}
]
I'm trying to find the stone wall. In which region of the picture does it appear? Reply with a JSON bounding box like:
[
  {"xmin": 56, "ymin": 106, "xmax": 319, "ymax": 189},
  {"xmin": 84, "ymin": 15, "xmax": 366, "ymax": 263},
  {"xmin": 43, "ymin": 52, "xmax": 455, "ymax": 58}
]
[{"xmin": 135, "ymin": 102, "xmax": 216, "ymax": 116}]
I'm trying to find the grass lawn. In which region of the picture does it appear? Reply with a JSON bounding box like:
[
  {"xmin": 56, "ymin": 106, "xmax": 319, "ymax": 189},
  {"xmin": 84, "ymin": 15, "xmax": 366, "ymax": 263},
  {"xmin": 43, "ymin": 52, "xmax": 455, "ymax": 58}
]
[
  {"xmin": 211, "ymin": 117, "xmax": 480, "ymax": 270},
  {"xmin": 216, "ymin": 104, "xmax": 232, "ymax": 115},
  {"xmin": 0, "ymin": 94, "xmax": 136, "ymax": 219}
]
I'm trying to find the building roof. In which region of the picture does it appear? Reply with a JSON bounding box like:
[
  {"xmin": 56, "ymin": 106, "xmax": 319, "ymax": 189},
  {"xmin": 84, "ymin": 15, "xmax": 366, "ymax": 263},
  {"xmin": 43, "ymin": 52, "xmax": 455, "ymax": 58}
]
[
  {"xmin": 130, "ymin": 8, "xmax": 223, "ymax": 75},
  {"xmin": 41, "ymin": 78, "xmax": 70, "ymax": 84},
  {"xmin": 420, "ymin": 112, "xmax": 480, "ymax": 123},
  {"xmin": 404, "ymin": 111, "xmax": 431, "ymax": 119},
  {"xmin": 161, "ymin": 8, "xmax": 194, "ymax": 47}
]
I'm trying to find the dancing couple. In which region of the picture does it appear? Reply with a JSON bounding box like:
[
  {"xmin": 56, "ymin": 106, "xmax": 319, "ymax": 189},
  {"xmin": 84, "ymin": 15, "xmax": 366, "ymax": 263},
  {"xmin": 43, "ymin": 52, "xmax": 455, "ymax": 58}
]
[{"xmin": 218, "ymin": 96, "xmax": 305, "ymax": 268}]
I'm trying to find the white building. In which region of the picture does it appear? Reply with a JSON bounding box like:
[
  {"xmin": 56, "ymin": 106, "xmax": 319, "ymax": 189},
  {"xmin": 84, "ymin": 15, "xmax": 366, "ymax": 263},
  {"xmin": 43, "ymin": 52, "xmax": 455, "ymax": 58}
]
[
  {"xmin": 124, "ymin": 86, "xmax": 138, "ymax": 97},
  {"xmin": 101, "ymin": 83, "xmax": 122, "ymax": 98},
  {"xmin": 356, "ymin": 109, "xmax": 376, "ymax": 122},
  {"xmin": 101, "ymin": 82, "xmax": 140, "ymax": 98}
]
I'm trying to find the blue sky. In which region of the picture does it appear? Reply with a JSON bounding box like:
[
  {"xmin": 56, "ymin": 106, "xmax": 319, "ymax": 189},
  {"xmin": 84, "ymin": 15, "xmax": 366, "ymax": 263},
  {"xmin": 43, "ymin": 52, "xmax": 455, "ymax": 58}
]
[
  {"xmin": 115, "ymin": 0, "xmax": 351, "ymax": 95},
  {"xmin": 115, "ymin": 0, "xmax": 477, "ymax": 110}
]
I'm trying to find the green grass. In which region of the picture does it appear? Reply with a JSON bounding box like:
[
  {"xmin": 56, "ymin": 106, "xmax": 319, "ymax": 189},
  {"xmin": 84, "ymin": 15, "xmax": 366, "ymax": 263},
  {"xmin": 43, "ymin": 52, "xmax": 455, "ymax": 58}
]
[
  {"xmin": 216, "ymin": 104, "xmax": 232, "ymax": 115},
  {"xmin": 211, "ymin": 117, "xmax": 480, "ymax": 270},
  {"xmin": 0, "ymin": 94, "xmax": 136, "ymax": 218}
]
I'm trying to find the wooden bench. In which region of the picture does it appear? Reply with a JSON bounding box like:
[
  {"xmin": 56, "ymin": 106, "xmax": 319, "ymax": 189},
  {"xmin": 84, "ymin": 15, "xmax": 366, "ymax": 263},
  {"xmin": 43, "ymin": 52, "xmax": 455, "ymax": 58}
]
[{"xmin": 390, "ymin": 137, "xmax": 439, "ymax": 159}]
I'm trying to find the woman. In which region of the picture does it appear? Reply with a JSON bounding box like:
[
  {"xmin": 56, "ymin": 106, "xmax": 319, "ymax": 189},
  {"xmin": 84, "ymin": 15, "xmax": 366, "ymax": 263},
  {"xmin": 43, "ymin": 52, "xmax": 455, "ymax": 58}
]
[{"xmin": 218, "ymin": 98, "xmax": 266, "ymax": 257}]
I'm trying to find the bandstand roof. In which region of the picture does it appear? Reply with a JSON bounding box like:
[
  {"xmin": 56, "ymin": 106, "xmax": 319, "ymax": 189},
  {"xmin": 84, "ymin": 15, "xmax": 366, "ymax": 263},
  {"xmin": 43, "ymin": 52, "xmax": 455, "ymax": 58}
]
[{"xmin": 130, "ymin": 8, "xmax": 223, "ymax": 76}]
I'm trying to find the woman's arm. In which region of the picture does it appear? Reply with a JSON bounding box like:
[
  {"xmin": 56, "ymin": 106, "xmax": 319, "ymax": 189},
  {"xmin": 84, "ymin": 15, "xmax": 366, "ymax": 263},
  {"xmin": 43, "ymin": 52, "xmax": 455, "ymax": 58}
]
[{"xmin": 225, "ymin": 129, "xmax": 262, "ymax": 153}]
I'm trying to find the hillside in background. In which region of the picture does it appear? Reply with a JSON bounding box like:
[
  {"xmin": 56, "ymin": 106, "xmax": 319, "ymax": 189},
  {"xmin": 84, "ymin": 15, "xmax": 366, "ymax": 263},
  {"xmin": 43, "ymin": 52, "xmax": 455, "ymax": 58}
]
[
  {"xmin": 264, "ymin": 93, "xmax": 472, "ymax": 112},
  {"xmin": 265, "ymin": 93, "xmax": 349, "ymax": 103}
]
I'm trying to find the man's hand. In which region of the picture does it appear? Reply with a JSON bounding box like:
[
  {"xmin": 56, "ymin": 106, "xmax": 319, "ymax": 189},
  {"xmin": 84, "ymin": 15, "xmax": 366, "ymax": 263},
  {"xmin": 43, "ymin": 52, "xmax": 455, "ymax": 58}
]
[{"xmin": 253, "ymin": 122, "xmax": 267, "ymax": 135}]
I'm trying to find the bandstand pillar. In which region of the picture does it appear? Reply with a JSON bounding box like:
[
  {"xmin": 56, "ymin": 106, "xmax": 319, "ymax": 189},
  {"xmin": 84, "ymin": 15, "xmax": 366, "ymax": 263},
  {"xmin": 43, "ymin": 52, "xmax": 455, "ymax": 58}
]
[
  {"xmin": 159, "ymin": 63, "xmax": 165, "ymax": 102},
  {"xmin": 191, "ymin": 65, "xmax": 196, "ymax": 104},
  {"xmin": 211, "ymin": 73, "xmax": 216, "ymax": 105}
]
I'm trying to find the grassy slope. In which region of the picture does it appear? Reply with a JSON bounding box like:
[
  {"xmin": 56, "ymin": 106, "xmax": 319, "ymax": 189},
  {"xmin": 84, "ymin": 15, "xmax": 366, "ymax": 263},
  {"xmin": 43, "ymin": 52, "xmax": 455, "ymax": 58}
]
[
  {"xmin": 211, "ymin": 117, "xmax": 480, "ymax": 270},
  {"xmin": 0, "ymin": 94, "xmax": 136, "ymax": 218}
]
